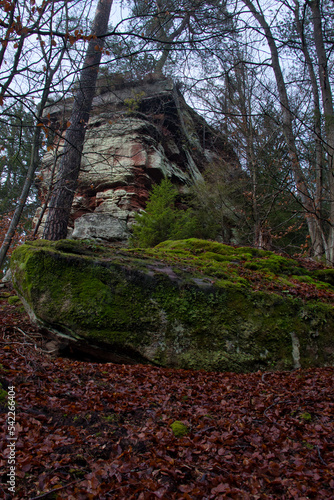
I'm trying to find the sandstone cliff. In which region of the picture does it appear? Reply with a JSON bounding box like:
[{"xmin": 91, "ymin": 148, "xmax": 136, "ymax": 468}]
[{"xmin": 35, "ymin": 75, "xmax": 238, "ymax": 244}]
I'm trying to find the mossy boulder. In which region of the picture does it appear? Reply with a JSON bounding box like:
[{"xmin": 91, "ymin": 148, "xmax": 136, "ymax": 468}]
[{"xmin": 10, "ymin": 238, "xmax": 334, "ymax": 372}]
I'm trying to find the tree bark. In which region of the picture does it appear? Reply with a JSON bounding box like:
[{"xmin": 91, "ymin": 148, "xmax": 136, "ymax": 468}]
[
  {"xmin": 242, "ymin": 0, "xmax": 325, "ymax": 258},
  {"xmin": 309, "ymin": 0, "xmax": 334, "ymax": 263},
  {"xmin": 294, "ymin": 4, "xmax": 322, "ymax": 196},
  {"xmin": 43, "ymin": 0, "xmax": 113, "ymax": 241},
  {"xmin": 0, "ymin": 43, "xmax": 66, "ymax": 271},
  {"xmin": 153, "ymin": 7, "xmax": 190, "ymax": 75}
]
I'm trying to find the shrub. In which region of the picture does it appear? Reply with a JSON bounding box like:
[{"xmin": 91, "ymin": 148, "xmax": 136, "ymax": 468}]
[{"xmin": 131, "ymin": 178, "xmax": 198, "ymax": 247}]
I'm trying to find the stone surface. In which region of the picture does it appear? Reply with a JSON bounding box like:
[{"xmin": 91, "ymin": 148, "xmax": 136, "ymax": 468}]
[
  {"xmin": 11, "ymin": 238, "xmax": 334, "ymax": 372},
  {"xmin": 71, "ymin": 213, "xmax": 129, "ymax": 241},
  {"xmin": 35, "ymin": 75, "xmax": 238, "ymax": 243}
]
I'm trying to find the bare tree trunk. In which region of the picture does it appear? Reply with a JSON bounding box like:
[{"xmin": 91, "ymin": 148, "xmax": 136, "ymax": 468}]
[
  {"xmin": 0, "ymin": 126, "xmax": 41, "ymax": 270},
  {"xmin": 43, "ymin": 0, "xmax": 113, "ymax": 241},
  {"xmin": 0, "ymin": 45, "xmax": 66, "ymax": 271},
  {"xmin": 242, "ymin": 0, "xmax": 325, "ymax": 258},
  {"xmin": 293, "ymin": 1, "xmax": 323, "ymax": 250},
  {"xmin": 153, "ymin": 1, "xmax": 190, "ymax": 75},
  {"xmin": 235, "ymin": 63, "xmax": 260, "ymax": 246},
  {"xmin": 309, "ymin": 0, "xmax": 334, "ymax": 263},
  {"xmin": 32, "ymin": 135, "xmax": 63, "ymax": 238}
]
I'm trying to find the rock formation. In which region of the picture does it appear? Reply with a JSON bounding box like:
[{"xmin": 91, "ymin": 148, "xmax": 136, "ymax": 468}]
[
  {"xmin": 11, "ymin": 238, "xmax": 334, "ymax": 372},
  {"xmin": 34, "ymin": 75, "xmax": 238, "ymax": 244}
]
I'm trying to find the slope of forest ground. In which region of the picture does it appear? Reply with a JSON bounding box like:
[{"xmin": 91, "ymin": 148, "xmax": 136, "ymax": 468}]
[{"xmin": 0, "ymin": 293, "xmax": 333, "ymax": 500}]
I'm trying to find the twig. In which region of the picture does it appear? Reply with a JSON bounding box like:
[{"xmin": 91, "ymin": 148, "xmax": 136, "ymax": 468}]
[
  {"xmin": 14, "ymin": 326, "xmax": 43, "ymax": 338},
  {"xmin": 195, "ymin": 426, "xmax": 216, "ymax": 435},
  {"xmin": 39, "ymin": 347, "xmax": 58, "ymax": 354},
  {"xmin": 30, "ymin": 479, "xmax": 84, "ymax": 499},
  {"xmin": 315, "ymin": 445, "xmax": 327, "ymax": 466},
  {"xmin": 13, "ymin": 326, "xmax": 45, "ymax": 351},
  {"xmin": 14, "ymin": 326, "xmax": 29, "ymax": 336},
  {"xmin": 264, "ymin": 400, "xmax": 293, "ymax": 421},
  {"xmin": 264, "ymin": 400, "xmax": 282, "ymax": 418}
]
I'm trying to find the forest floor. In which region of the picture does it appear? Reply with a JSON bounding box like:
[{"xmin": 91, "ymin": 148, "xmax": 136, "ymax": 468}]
[{"xmin": 0, "ymin": 290, "xmax": 333, "ymax": 500}]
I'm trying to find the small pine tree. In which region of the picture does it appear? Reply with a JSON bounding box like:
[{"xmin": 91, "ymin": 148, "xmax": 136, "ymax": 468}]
[{"xmin": 131, "ymin": 178, "xmax": 198, "ymax": 247}]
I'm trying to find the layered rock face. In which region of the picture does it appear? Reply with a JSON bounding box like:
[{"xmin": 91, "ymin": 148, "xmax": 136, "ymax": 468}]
[{"xmin": 35, "ymin": 75, "xmax": 238, "ymax": 244}]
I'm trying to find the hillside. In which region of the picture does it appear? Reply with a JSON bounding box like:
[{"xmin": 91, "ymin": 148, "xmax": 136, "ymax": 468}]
[{"xmin": 0, "ymin": 292, "xmax": 333, "ymax": 499}]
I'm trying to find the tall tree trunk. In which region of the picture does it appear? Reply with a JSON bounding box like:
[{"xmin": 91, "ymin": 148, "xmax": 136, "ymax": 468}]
[
  {"xmin": 43, "ymin": 0, "xmax": 113, "ymax": 241},
  {"xmin": 32, "ymin": 135, "xmax": 63, "ymax": 238},
  {"xmin": 309, "ymin": 0, "xmax": 334, "ymax": 263},
  {"xmin": 0, "ymin": 44, "xmax": 66, "ymax": 271},
  {"xmin": 294, "ymin": 1, "xmax": 324, "ymax": 250},
  {"xmin": 242, "ymin": 0, "xmax": 325, "ymax": 258},
  {"xmin": 0, "ymin": 124, "xmax": 42, "ymax": 271}
]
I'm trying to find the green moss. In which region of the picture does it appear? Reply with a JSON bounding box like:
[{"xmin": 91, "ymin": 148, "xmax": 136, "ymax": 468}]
[
  {"xmin": 200, "ymin": 252, "xmax": 233, "ymax": 262},
  {"xmin": 11, "ymin": 242, "xmax": 163, "ymax": 350},
  {"xmin": 102, "ymin": 414, "xmax": 119, "ymax": 423},
  {"xmin": 316, "ymin": 282, "xmax": 333, "ymax": 291},
  {"xmin": 244, "ymin": 255, "xmax": 302, "ymax": 275},
  {"xmin": 8, "ymin": 295, "xmax": 21, "ymax": 305},
  {"xmin": 149, "ymin": 239, "xmax": 309, "ymax": 285},
  {"xmin": 156, "ymin": 238, "xmax": 235, "ymax": 255},
  {"xmin": 69, "ymin": 469, "xmax": 85, "ymax": 478},
  {"xmin": 277, "ymin": 277, "xmax": 297, "ymax": 287},
  {"xmin": 244, "ymin": 262, "xmax": 260, "ymax": 271},
  {"xmin": 300, "ymin": 412, "xmax": 312, "ymax": 422},
  {"xmin": 292, "ymin": 275, "xmax": 317, "ymax": 285},
  {"xmin": 235, "ymin": 246, "xmax": 271, "ymax": 258},
  {"xmin": 314, "ymin": 268, "xmax": 334, "ymax": 286},
  {"xmin": 170, "ymin": 421, "xmax": 189, "ymax": 437},
  {"xmin": 0, "ymin": 384, "xmax": 7, "ymax": 402},
  {"xmin": 23, "ymin": 238, "xmax": 109, "ymax": 259},
  {"xmin": 215, "ymin": 278, "xmax": 248, "ymax": 289},
  {"xmin": 10, "ymin": 238, "xmax": 334, "ymax": 373}
]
